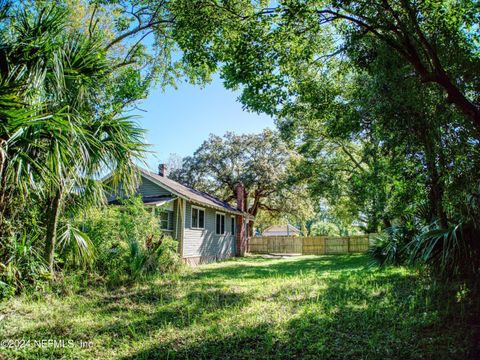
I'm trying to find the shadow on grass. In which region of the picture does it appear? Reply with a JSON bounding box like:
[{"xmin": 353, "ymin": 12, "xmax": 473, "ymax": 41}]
[
  {"xmin": 188, "ymin": 254, "xmax": 368, "ymax": 281},
  {"xmin": 121, "ymin": 322, "xmax": 279, "ymax": 360},
  {"xmin": 11, "ymin": 279, "xmax": 253, "ymax": 346},
  {"xmin": 119, "ymin": 267, "xmax": 478, "ymax": 360},
  {"xmin": 120, "ymin": 256, "xmax": 477, "ymax": 360},
  {"xmin": 98, "ymin": 286, "xmax": 250, "ymax": 335},
  {"xmin": 119, "ymin": 311, "xmax": 407, "ymax": 360},
  {"xmin": 6, "ymin": 254, "xmax": 479, "ymax": 360},
  {"xmin": 9, "ymin": 255, "xmax": 366, "ymax": 341}
]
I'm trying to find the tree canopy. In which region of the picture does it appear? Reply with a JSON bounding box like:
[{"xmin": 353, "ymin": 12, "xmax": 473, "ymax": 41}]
[
  {"xmin": 1, "ymin": 0, "xmax": 479, "ymax": 283},
  {"xmin": 164, "ymin": 0, "xmax": 480, "ymax": 276},
  {"xmin": 169, "ymin": 129, "xmax": 314, "ymax": 235}
]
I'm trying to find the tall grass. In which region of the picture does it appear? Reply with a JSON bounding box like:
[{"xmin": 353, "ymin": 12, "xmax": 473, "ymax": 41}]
[
  {"xmin": 0, "ymin": 255, "xmax": 477, "ymax": 359},
  {"xmin": 0, "ymin": 232, "xmax": 49, "ymax": 298}
]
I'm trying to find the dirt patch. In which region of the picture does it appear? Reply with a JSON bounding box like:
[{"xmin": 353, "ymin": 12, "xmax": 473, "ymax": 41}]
[{"xmin": 260, "ymin": 253, "xmax": 302, "ymax": 259}]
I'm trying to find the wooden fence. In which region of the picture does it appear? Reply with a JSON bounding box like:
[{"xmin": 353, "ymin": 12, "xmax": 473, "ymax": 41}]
[{"xmin": 248, "ymin": 235, "xmax": 371, "ymax": 255}]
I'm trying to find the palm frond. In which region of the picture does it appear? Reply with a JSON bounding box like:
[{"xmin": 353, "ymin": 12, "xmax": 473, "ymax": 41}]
[
  {"xmin": 58, "ymin": 221, "xmax": 95, "ymax": 268},
  {"xmin": 406, "ymin": 223, "xmax": 471, "ymax": 278}
]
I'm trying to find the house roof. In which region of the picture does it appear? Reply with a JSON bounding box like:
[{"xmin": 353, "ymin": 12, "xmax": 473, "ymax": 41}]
[
  {"xmin": 139, "ymin": 168, "xmax": 245, "ymax": 215},
  {"xmin": 262, "ymin": 224, "xmax": 300, "ymax": 235}
]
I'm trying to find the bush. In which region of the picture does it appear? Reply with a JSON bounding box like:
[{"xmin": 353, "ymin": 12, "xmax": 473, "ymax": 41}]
[
  {"xmin": 78, "ymin": 196, "xmax": 182, "ymax": 282},
  {"xmin": 369, "ymin": 219, "xmax": 480, "ymax": 280},
  {"xmin": 407, "ymin": 223, "xmax": 480, "ymax": 280},
  {"xmin": 157, "ymin": 236, "xmax": 182, "ymax": 273},
  {"xmin": 368, "ymin": 225, "xmax": 413, "ymax": 267},
  {"xmin": 0, "ymin": 232, "xmax": 49, "ymax": 299}
]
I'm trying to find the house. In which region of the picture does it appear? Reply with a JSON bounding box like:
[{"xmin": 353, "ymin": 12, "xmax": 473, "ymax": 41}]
[
  {"xmin": 262, "ymin": 224, "xmax": 300, "ymax": 237},
  {"xmin": 107, "ymin": 164, "xmax": 252, "ymax": 265}
]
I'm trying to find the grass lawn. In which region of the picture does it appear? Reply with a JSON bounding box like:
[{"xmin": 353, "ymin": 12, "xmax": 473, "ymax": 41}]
[{"xmin": 0, "ymin": 254, "xmax": 478, "ymax": 359}]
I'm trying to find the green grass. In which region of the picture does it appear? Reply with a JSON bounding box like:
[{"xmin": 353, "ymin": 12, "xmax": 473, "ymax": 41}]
[{"xmin": 0, "ymin": 254, "xmax": 478, "ymax": 359}]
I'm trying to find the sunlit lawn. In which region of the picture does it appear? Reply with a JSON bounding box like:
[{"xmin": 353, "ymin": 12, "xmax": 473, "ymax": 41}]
[{"xmin": 0, "ymin": 254, "xmax": 477, "ymax": 359}]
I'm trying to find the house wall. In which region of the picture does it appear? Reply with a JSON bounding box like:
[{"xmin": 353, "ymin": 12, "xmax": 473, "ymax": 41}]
[
  {"xmin": 109, "ymin": 177, "xmax": 178, "ymax": 238},
  {"xmin": 183, "ymin": 202, "xmax": 236, "ymax": 264},
  {"xmin": 107, "ymin": 177, "xmax": 171, "ymax": 202},
  {"xmin": 108, "ymin": 174, "xmax": 238, "ymax": 265},
  {"xmin": 138, "ymin": 177, "xmax": 172, "ymax": 197}
]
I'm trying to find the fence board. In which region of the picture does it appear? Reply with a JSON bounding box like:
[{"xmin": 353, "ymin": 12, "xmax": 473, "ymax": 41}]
[{"xmin": 248, "ymin": 235, "xmax": 370, "ymax": 255}]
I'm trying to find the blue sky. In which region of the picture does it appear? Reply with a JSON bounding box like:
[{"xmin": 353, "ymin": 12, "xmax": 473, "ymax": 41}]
[{"xmin": 131, "ymin": 75, "xmax": 274, "ymax": 171}]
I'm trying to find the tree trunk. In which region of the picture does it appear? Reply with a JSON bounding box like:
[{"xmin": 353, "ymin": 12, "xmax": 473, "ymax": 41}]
[
  {"xmin": 423, "ymin": 136, "xmax": 448, "ymax": 228},
  {"xmin": 367, "ymin": 144, "xmax": 385, "ymax": 233},
  {"xmin": 248, "ymin": 219, "xmax": 254, "ymax": 238},
  {"xmin": 382, "ymin": 218, "xmax": 392, "ymax": 229},
  {"xmin": 433, "ymin": 74, "xmax": 480, "ymax": 132},
  {"xmin": 44, "ymin": 189, "xmax": 62, "ymax": 276},
  {"xmin": 0, "ymin": 156, "xmax": 8, "ymax": 237},
  {"xmin": 246, "ymin": 192, "xmax": 261, "ymax": 238}
]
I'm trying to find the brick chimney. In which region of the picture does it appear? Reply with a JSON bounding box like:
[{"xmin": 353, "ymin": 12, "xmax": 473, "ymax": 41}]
[
  {"xmin": 235, "ymin": 183, "xmax": 246, "ymax": 257},
  {"xmin": 158, "ymin": 163, "xmax": 167, "ymax": 177},
  {"xmin": 235, "ymin": 182, "xmax": 245, "ymax": 211}
]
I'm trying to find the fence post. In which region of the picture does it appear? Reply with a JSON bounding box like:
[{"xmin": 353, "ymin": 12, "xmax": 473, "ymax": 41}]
[{"xmin": 347, "ymin": 237, "xmax": 350, "ymax": 253}]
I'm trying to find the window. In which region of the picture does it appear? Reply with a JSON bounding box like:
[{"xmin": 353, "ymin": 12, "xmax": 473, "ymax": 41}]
[
  {"xmin": 191, "ymin": 206, "xmax": 205, "ymax": 229},
  {"xmin": 231, "ymin": 216, "xmax": 235, "ymax": 235},
  {"xmin": 216, "ymin": 213, "xmax": 225, "ymax": 235},
  {"xmin": 159, "ymin": 210, "xmax": 173, "ymax": 230},
  {"xmin": 154, "ymin": 208, "xmax": 173, "ymax": 231}
]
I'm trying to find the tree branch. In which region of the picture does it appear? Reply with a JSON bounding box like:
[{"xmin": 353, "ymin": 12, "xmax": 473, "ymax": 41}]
[
  {"xmin": 258, "ymin": 203, "xmax": 281, "ymax": 212},
  {"xmin": 105, "ymin": 19, "xmax": 173, "ymax": 51}
]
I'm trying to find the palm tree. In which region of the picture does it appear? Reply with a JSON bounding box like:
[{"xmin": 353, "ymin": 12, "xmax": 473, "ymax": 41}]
[{"xmin": 0, "ymin": 4, "xmax": 146, "ymax": 274}]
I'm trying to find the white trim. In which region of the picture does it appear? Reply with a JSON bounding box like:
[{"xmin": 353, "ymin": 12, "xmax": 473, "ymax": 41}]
[
  {"xmin": 146, "ymin": 200, "xmax": 174, "ymax": 211},
  {"xmin": 191, "ymin": 205, "xmax": 205, "ymax": 229},
  {"xmin": 181, "ymin": 198, "xmax": 186, "ymax": 258},
  {"xmin": 215, "ymin": 212, "xmax": 226, "ymax": 235},
  {"xmin": 231, "ymin": 215, "xmax": 235, "ymax": 235},
  {"xmin": 159, "ymin": 210, "xmax": 173, "ymax": 231}
]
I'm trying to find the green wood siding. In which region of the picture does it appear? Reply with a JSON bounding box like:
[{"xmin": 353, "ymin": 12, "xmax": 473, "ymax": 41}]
[
  {"xmin": 138, "ymin": 177, "xmax": 171, "ymax": 197},
  {"xmin": 107, "ymin": 177, "xmax": 171, "ymax": 201},
  {"xmin": 108, "ymin": 174, "xmax": 236, "ymax": 261},
  {"xmin": 183, "ymin": 202, "xmax": 236, "ymax": 260}
]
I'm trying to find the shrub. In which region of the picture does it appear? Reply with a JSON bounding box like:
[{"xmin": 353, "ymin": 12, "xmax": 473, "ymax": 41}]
[
  {"xmin": 407, "ymin": 223, "xmax": 480, "ymax": 280},
  {"xmin": 368, "ymin": 225, "xmax": 412, "ymax": 267},
  {"xmin": 0, "ymin": 232, "xmax": 49, "ymax": 299},
  {"xmin": 78, "ymin": 196, "xmax": 182, "ymax": 282},
  {"xmin": 157, "ymin": 236, "xmax": 182, "ymax": 273},
  {"xmin": 369, "ymin": 219, "xmax": 480, "ymax": 280}
]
